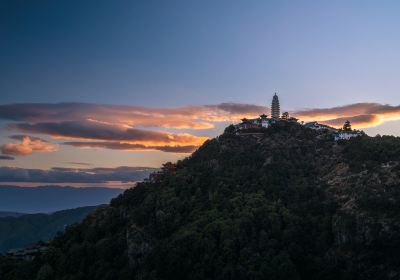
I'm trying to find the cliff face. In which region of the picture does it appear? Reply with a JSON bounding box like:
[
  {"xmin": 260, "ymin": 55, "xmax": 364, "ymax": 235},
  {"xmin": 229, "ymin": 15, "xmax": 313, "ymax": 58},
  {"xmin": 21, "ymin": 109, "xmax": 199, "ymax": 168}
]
[{"xmin": 3, "ymin": 122, "xmax": 400, "ymax": 280}]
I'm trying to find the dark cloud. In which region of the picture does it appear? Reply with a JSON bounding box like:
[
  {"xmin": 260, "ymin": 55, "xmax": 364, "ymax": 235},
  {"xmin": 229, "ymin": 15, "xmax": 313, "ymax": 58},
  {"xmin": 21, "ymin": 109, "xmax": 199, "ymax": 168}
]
[
  {"xmin": 0, "ymin": 155, "xmax": 14, "ymax": 160},
  {"xmin": 63, "ymin": 141, "xmax": 198, "ymax": 153},
  {"xmin": 0, "ymin": 103, "xmax": 102, "ymax": 122},
  {"xmin": 295, "ymin": 103, "xmax": 380, "ymax": 118},
  {"xmin": 9, "ymin": 135, "xmax": 49, "ymax": 141},
  {"xmin": 64, "ymin": 162, "xmax": 93, "ymax": 166},
  {"xmin": 206, "ymin": 103, "xmax": 267, "ymax": 114},
  {"xmin": 321, "ymin": 115, "xmax": 381, "ymax": 127},
  {"xmin": 0, "ymin": 166, "xmax": 158, "ymax": 183}
]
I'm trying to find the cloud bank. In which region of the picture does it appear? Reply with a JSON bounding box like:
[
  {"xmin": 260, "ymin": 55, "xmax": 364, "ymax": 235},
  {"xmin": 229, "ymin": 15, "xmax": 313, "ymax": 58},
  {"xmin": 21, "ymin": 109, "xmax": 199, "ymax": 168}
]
[
  {"xmin": 0, "ymin": 101, "xmax": 399, "ymax": 157},
  {"xmin": 0, "ymin": 102, "xmax": 267, "ymax": 130},
  {"xmin": 0, "ymin": 166, "xmax": 157, "ymax": 183},
  {"xmin": 63, "ymin": 141, "xmax": 198, "ymax": 153},
  {"xmin": 0, "ymin": 155, "xmax": 14, "ymax": 160},
  {"xmin": 11, "ymin": 121, "xmax": 206, "ymax": 146},
  {"xmin": 294, "ymin": 103, "xmax": 400, "ymax": 128}
]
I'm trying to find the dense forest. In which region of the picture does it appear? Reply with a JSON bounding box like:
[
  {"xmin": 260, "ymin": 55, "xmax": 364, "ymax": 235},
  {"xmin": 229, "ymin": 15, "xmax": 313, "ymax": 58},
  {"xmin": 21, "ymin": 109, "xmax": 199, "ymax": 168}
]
[{"xmin": 2, "ymin": 121, "xmax": 400, "ymax": 280}]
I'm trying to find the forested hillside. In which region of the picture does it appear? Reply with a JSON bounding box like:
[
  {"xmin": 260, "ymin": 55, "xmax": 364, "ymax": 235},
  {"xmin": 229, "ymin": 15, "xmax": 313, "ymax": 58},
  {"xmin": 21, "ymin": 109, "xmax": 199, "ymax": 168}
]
[{"xmin": 2, "ymin": 122, "xmax": 400, "ymax": 280}]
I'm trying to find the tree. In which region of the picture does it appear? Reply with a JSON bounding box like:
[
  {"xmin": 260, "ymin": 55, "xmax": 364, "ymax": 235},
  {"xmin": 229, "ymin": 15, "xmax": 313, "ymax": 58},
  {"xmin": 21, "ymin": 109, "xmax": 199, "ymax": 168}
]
[
  {"xmin": 343, "ymin": 120, "xmax": 351, "ymax": 131},
  {"xmin": 281, "ymin": 112, "xmax": 289, "ymax": 120}
]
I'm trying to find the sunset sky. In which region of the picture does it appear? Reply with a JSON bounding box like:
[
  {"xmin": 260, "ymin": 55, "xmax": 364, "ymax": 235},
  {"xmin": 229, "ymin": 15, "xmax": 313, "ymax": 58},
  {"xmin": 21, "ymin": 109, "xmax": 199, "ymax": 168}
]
[{"xmin": 1, "ymin": 0, "xmax": 400, "ymax": 186}]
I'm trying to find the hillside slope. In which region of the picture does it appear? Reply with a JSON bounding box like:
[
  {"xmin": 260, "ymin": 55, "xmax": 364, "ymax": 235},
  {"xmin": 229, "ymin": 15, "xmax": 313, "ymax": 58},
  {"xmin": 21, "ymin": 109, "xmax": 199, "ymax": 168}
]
[{"xmin": 2, "ymin": 122, "xmax": 400, "ymax": 280}]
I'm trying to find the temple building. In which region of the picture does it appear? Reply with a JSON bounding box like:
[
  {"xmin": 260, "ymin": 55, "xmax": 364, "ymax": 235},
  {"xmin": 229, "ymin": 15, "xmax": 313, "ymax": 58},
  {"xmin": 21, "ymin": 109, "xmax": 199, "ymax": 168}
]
[
  {"xmin": 305, "ymin": 120, "xmax": 363, "ymax": 140},
  {"xmin": 235, "ymin": 93, "xmax": 289, "ymax": 131},
  {"xmin": 271, "ymin": 93, "xmax": 280, "ymax": 119}
]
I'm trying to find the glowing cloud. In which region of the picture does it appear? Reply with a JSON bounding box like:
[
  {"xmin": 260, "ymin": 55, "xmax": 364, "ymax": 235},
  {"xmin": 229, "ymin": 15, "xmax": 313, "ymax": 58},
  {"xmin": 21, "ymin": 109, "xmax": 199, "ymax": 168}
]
[
  {"xmin": 1, "ymin": 135, "xmax": 58, "ymax": 156},
  {"xmin": 293, "ymin": 103, "xmax": 400, "ymax": 128},
  {"xmin": 11, "ymin": 121, "xmax": 208, "ymax": 147}
]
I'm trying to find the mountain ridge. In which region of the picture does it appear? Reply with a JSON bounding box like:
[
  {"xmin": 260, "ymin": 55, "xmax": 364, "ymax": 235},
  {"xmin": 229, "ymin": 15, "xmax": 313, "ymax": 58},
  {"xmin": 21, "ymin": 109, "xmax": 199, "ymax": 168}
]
[
  {"xmin": 0, "ymin": 211, "xmax": 26, "ymax": 218},
  {"xmin": 0, "ymin": 206, "xmax": 99, "ymax": 253}
]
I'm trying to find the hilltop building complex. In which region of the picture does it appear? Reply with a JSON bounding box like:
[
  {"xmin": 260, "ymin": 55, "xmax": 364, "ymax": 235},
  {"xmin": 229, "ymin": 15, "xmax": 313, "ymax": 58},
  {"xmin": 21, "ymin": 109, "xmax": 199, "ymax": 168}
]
[{"xmin": 234, "ymin": 93, "xmax": 362, "ymax": 141}]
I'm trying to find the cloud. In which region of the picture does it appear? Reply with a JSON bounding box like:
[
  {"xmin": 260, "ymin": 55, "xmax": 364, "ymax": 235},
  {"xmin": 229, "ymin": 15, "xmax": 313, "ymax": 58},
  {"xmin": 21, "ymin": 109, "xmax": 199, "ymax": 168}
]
[
  {"xmin": 293, "ymin": 102, "xmax": 400, "ymax": 128},
  {"xmin": 0, "ymin": 102, "xmax": 267, "ymax": 130},
  {"xmin": 0, "ymin": 155, "xmax": 14, "ymax": 160},
  {"xmin": 1, "ymin": 135, "xmax": 58, "ymax": 156},
  {"xmin": 0, "ymin": 103, "xmax": 266, "ymax": 154},
  {"xmin": 207, "ymin": 103, "xmax": 266, "ymax": 113},
  {"xmin": 64, "ymin": 162, "xmax": 93, "ymax": 166},
  {"xmin": 320, "ymin": 115, "xmax": 382, "ymax": 128},
  {"xmin": 0, "ymin": 166, "xmax": 157, "ymax": 183},
  {"xmin": 1, "ymin": 102, "xmax": 400, "ymax": 157},
  {"xmin": 2, "ymin": 102, "xmax": 399, "ymax": 131},
  {"xmin": 11, "ymin": 121, "xmax": 207, "ymax": 147},
  {"xmin": 63, "ymin": 141, "xmax": 198, "ymax": 153}
]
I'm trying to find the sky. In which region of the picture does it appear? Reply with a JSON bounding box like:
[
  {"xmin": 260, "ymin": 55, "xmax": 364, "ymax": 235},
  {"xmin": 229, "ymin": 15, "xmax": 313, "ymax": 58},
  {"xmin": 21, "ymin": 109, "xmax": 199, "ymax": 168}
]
[{"xmin": 1, "ymin": 0, "xmax": 400, "ymax": 186}]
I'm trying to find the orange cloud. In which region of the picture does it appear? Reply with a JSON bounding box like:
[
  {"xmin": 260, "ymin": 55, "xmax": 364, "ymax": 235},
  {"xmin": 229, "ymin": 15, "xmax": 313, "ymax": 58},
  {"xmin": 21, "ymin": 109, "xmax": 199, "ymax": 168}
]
[
  {"xmin": 1, "ymin": 135, "xmax": 58, "ymax": 156},
  {"xmin": 293, "ymin": 103, "xmax": 400, "ymax": 129},
  {"xmin": 11, "ymin": 121, "xmax": 208, "ymax": 147}
]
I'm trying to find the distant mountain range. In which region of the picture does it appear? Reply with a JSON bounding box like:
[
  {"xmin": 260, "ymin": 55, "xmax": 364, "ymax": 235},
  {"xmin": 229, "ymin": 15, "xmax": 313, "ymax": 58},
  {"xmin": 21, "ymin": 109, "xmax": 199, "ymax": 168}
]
[
  {"xmin": 0, "ymin": 206, "xmax": 99, "ymax": 253},
  {"xmin": 0, "ymin": 185, "xmax": 124, "ymax": 213},
  {"xmin": 0, "ymin": 211, "xmax": 26, "ymax": 218}
]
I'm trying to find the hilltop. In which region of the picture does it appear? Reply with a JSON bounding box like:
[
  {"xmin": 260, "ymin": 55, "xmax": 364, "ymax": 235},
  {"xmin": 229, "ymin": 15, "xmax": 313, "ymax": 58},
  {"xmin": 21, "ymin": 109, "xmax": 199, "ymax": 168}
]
[{"xmin": 2, "ymin": 122, "xmax": 400, "ymax": 280}]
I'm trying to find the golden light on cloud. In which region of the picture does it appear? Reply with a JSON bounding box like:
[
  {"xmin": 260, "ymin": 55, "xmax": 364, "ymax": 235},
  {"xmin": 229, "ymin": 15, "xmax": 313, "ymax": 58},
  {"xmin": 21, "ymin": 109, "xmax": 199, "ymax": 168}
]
[
  {"xmin": 1, "ymin": 135, "xmax": 58, "ymax": 156},
  {"xmin": 293, "ymin": 103, "xmax": 400, "ymax": 129},
  {"xmin": 1, "ymin": 102, "xmax": 400, "ymax": 158}
]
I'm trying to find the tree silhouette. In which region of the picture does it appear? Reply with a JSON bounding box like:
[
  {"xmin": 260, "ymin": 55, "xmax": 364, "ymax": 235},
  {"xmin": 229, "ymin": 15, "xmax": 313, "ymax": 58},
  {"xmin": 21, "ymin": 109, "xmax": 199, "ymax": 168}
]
[
  {"xmin": 281, "ymin": 112, "xmax": 289, "ymax": 120},
  {"xmin": 343, "ymin": 120, "xmax": 352, "ymax": 131}
]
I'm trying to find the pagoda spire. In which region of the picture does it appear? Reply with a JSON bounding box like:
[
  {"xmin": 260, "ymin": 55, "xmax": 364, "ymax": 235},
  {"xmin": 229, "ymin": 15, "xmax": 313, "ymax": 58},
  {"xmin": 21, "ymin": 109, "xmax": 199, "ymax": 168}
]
[{"xmin": 271, "ymin": 93, "xmax": 280, "ymax": 119}]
